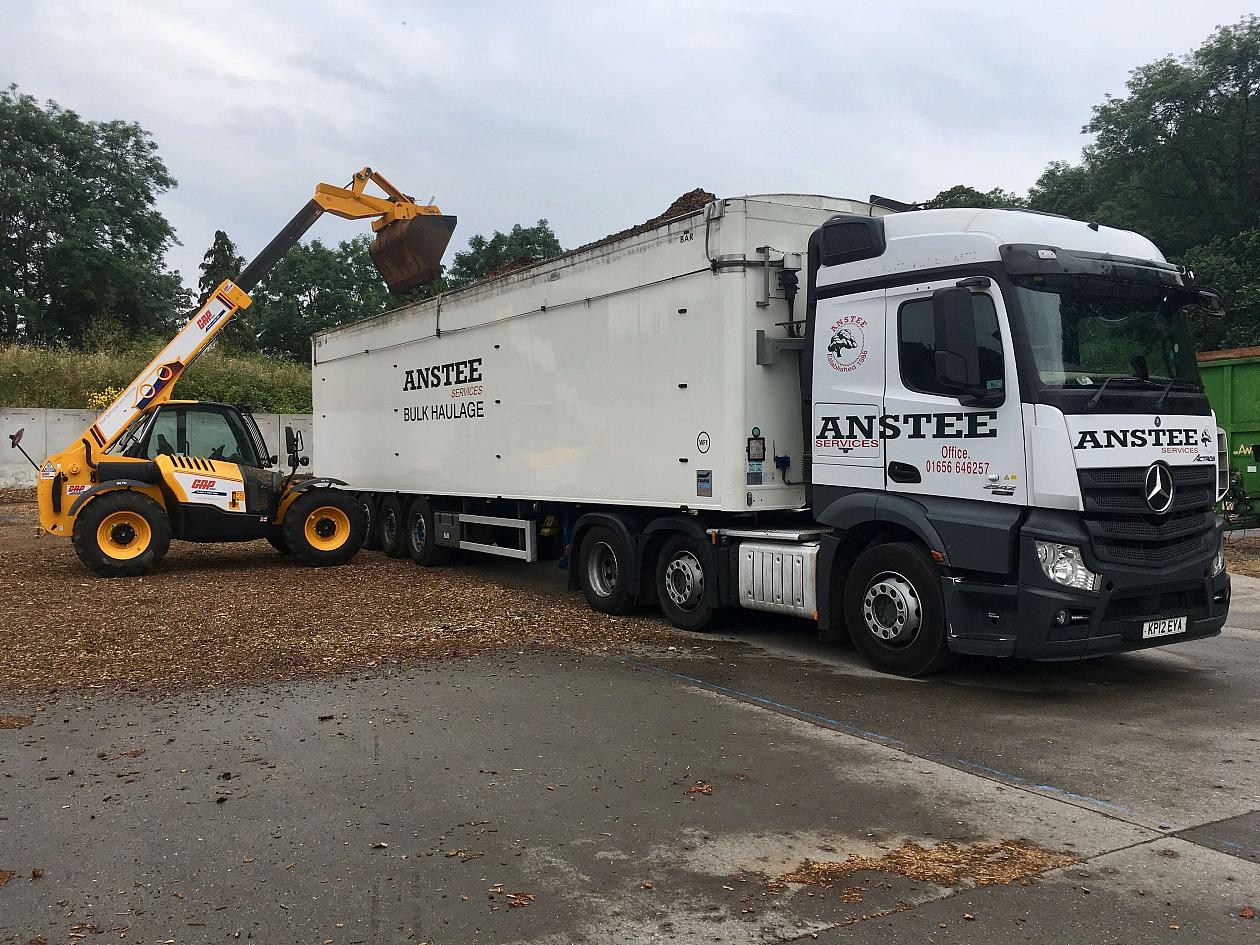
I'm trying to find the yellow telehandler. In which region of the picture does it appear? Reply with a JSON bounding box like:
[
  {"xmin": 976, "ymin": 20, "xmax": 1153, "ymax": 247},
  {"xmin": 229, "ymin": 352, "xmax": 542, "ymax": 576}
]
[{"xmin": 8, "ymin": 168, "xmax": 455, "ymax": 577}]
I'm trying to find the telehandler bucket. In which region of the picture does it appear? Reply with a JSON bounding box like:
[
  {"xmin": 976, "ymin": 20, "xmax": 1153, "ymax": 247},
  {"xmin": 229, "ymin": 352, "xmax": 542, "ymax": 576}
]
[{"xmin": 369, "ymin": 214, "xmax": 458, "ymax": 294}]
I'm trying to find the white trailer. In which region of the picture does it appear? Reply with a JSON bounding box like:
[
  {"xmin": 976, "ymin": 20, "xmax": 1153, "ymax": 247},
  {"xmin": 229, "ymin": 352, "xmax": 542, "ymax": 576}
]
[{"xmin": 315, "ymin": 194, "xmax": 1233, "ymax": 675}]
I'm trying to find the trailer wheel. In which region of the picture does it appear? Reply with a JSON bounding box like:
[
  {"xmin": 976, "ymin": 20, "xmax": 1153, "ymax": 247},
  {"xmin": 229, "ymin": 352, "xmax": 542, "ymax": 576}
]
[
  {"xmin": 359, "ymin": 494, "xmax": 381, "ymax": 551},
  {"xmin": 843, "ymin": 541, "xmax": 955, "ymax": 677},
  {"xmin": 406, "ymin": 497, "xmax": 451, "ymax": 567},
  {"xmin": 577, "ymin": 526, "xmax": 634, "ymax": 615},
  {"xmin": 656, "ymin": 535, "xmax": 718, "ymax": 631},
  {"xmin": 377, "ymin": 495, "xmax": 408, "ymax": 558},
  {"xmin": 72, "ymin": 490, "xmax": 171, "ymax": 577},
  {"xmin": 283, "ymin": 490, "xmax": 367, "ymax": 567}
]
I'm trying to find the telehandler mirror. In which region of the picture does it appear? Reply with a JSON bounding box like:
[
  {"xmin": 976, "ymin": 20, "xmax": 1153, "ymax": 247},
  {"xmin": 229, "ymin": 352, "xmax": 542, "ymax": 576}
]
[
  {"xmin": 8, "ymin": 427, "xmax": 22, "ymax": 448},
  {"xmin": 284, "ymin": 425, "xmax": 297, "ymax": 456}
]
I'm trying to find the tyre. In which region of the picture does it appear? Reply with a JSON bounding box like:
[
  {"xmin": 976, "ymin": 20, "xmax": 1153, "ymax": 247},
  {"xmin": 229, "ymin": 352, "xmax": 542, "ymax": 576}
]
[
  {"xmin": 71, "ymin": 490, "xmax": 171, "ymax": 577},
  {"xmin": 577, "ymin": 525, "xmax": 635, "ymax": 614},
  {"xmin": 405, "ymin": 496, "xmax": 451, "ymax": 566},
  {"xmin": 282, "ymin": 489, "xmax": 367, "ymax": 567},
  {"xmin": 267, "ymin": 533, "xmax": 289, "ymax": 555},
  {"xmin": 360, "ymin": 494, "xmax": 381, "ymax": 551},
  {"xmin": 377, "ymin": 494, "xmax": 408, "ymax": 558},
  {"xmin": 655, "ymin": 534, "xmax": 719, "ymax": 631},
  {"xmin": 843, "ymin": 541, "xmax": 955, "ymax": 677}
]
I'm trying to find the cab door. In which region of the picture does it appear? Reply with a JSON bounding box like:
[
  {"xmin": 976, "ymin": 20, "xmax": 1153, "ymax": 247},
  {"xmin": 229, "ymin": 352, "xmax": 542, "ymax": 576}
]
[
  {"xmin": 810, "ymin": 288, "xmax": 887, "ymax": 492},
  {"xmin": 882, "ymin": 280, "xmax": 1027, "ymax": 504}
]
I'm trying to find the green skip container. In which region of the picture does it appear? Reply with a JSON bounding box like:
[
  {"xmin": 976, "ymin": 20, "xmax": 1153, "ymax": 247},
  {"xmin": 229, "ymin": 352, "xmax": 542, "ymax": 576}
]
[{"xmin": 1199, "ymin": 346, "xmax": 1260, "ymax": 525}]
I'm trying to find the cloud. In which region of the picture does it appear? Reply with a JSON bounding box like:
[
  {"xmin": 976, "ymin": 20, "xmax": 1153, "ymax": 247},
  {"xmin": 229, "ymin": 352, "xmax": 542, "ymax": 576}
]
[{"xmin": 7, "ymin": 0, "xmax": 1255, "ymax": 289}]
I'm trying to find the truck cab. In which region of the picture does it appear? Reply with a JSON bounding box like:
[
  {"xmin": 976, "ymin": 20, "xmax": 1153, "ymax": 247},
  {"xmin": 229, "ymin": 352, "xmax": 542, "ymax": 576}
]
[{"xmin": 806, "ymin": 208, "xmax": 1230, "ymax": 669}]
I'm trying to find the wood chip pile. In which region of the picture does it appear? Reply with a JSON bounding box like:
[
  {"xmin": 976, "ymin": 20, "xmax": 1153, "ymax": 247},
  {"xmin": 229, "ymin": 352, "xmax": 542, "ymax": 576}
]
[{"xmin": 0, "ymin": 502, "xmax": 685, "ymax": 697}]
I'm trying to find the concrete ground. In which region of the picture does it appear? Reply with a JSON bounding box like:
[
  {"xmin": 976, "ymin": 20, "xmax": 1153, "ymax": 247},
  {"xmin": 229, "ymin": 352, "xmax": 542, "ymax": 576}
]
[{"xmin": 2, "ymin": 564, "xmax": 1259, "ymax": 943}]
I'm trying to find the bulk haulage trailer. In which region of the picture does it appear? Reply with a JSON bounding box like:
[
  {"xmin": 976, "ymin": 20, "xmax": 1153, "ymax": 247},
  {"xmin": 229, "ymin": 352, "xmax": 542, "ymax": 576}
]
[{"xmin": 314, "ymin": 194, "xmax": 1232, "ymax": 676}]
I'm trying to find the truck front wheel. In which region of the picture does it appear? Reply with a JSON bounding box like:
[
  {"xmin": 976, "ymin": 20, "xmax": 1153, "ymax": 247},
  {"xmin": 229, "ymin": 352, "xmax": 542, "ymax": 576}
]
[
  {"xmin": 656, "ymin": 535, "xmax": 718, "ymax": 631},
  {"xmin": 577, "ymin": 526, "xmax": 635, "ymax": 614},
  {"xmin": 282, "ymin": 490, "xmax": 367, "ymax": 567},
  {"xmin": 72, "ymin": 490, "xmax": 171, "ymax": 577},
  {"xmin": 843, "ymin": 541, "xmax": 955, "ymax": 676}
]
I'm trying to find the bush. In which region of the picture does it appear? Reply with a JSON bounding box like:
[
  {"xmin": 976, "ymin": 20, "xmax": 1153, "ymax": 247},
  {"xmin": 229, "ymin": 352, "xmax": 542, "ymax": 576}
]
[{"xmin": 0, "ymin": 342, "xmax": 312, "ymax": 413}]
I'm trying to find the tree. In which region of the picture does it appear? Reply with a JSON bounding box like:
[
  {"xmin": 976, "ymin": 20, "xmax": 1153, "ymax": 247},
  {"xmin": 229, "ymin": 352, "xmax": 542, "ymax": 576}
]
[
  {"xmin": 1029, "ymin": 16, "xmax": 1260, "ymax": 255},
  {"xmin": 249, "ymin": 236, "xmax": 392, "ymax": 360},
  {"xmin": 923, "ymin": 185, "xmax": 1026, "ymax": 210},
  {"xmin": 0, "ymin": 85, "xmax": 186, "ymax": 345},
  {"xmin": 1182, "ymin": 230, "xmax": 1260, "ymax": 349},
  {"xmin": 196, "ymin": 229, "xmax": 255, "ymax": 352},
  {"xmin": 445, "ymin": 220, "xmax": 562, "ymax": 289}
]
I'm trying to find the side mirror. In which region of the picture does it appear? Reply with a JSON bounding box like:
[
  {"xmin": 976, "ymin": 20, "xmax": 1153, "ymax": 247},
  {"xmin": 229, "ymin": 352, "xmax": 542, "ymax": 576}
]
[
  {"xmin": 284, "ymin": 425, "xmax": 297, "ymax": 455},
  {"xmin": 8, "ymin": 428, "xmax": 23, "ymax": 448},
  {"xmin": 932, "ymin": 287, "xmax": 1003, "ymax": 407}
]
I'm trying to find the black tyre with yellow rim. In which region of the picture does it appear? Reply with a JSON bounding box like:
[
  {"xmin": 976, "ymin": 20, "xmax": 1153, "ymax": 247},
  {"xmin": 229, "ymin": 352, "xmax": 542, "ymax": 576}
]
[
  {"xmin": 72, "ymin": 490, "xmax": 171, "ymax": 577},
  {"xmin": 282, "ymin": 489, "xmax": 367, "ymax": 566}
]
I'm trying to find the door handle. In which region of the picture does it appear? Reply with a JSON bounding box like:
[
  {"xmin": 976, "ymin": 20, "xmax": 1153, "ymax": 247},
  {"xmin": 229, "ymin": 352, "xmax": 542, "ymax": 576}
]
[{"xmin": 888, "ymin": 461, "xmax": 921, "ymax": 484}]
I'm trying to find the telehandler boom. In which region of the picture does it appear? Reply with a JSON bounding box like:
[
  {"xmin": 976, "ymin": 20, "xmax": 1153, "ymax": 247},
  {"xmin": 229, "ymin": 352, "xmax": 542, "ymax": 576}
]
[{"xmin": 9, "ymin": 168, "xmax": 455, "ymax": 577}]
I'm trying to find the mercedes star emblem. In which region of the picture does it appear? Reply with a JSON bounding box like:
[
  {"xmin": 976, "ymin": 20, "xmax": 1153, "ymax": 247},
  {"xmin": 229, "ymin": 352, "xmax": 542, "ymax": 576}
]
[{"xmin": 1144, "ymin": 462, "xmax": 1175, "ymax": 514}]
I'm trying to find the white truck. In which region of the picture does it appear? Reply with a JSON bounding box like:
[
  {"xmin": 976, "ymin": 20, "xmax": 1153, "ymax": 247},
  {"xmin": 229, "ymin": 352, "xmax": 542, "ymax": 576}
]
[{"xmin": 313, "ymin": 194, "xmax": 1232, "ymax": 675}]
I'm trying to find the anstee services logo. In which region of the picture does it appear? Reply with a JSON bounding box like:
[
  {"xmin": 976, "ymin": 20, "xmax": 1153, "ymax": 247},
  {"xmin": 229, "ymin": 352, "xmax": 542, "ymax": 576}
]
[{"xmin": 826, "ymin": 315, "xmax": 868, "ymax": 372}]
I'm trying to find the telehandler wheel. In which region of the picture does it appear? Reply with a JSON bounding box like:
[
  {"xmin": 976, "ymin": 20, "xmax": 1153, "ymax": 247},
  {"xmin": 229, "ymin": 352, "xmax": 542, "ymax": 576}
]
[
  {"xmin": 656, "ymin": 534, "xmax": 720, "ymax": 631},
  {"xmin": 406, "ymin": 497, "xmax": 451, "ymax": 567},
  {"xmin": 377, "ymin": 495, "xmax": 408, "ymax": 558},
  {"xmin": 282, "ymin": 489, "xmax": 367, "ymax": 567},
  {"xmin": 266, "ymin": 533, "xmax": 289, "ymax": 555},
  {"xmin": 577, "ymin": 526, "xmax": 635, "ymax": 615},
  {"xmin": 72, "ymin": 490, "xmax": 171, "ymax": 578},
  {"xmin": 843, "ymin": 541, "xmax": 956, "ymax": 677},
  {"xmin": 359, "ymin": 494, "xmax": 382, "ymax": 552}
]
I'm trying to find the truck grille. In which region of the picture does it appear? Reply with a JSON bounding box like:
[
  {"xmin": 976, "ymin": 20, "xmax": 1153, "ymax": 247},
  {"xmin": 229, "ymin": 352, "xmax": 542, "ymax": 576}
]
[{"xmin": 1077, "ymin": 465, "xmax": 1216, "ymax": 568}]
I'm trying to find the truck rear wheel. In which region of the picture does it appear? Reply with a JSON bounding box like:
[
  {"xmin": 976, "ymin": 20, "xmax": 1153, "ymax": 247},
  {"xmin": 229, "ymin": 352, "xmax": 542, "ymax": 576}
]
[
  {"xmin": 282, "ymin": 490, "xmax": 366, "ymax": 567},
  {"xmin": 377, "ymin": 495, "xmax": 408, "ymax": 558},
  {"xmin": 406, "ymin": 497, "xmax": 451, "ymax": 566},
  {"xmin": 843, "ymin": 541, "xmax": 955, "ymax": 677},
  {"xmin": 72, "ymin": 490, "xmax": 171, "ymax": 577},
  {"xmin": 360, "ymin": 493, "xmax": 381, "ymax": 551},
  {"xmin": 656, "ymin": 535, "xmax": 718, "ymax": 631},
  {"xmin": 577, "ymin": 526, "xmax": 634, "ymax": 615}
]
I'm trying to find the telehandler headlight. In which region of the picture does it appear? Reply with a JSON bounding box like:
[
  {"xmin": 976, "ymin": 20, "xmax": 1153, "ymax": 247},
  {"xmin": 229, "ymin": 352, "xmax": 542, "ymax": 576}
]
[{"xmin": 1035, "ymin": 541, "xmax": 1100, "ymax": 592}]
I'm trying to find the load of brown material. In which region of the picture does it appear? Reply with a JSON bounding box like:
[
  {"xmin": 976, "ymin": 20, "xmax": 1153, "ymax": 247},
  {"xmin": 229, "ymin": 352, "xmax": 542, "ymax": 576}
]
[{"xmin": 778, "ymin": 839, "xmax": 1078, "ymax": 889}]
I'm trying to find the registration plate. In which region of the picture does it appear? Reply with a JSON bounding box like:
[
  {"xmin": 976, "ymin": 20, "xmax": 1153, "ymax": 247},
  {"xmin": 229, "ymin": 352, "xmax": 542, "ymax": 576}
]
[{"xmin": 1142, "ymin": 616, "xmax": 1187, "ymax": 639}]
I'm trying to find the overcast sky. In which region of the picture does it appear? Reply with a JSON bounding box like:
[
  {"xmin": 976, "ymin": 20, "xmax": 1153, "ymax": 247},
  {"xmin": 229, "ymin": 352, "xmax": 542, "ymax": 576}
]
[{"xmin": 7, "ymin": 1, "xmax": 1256, "ymax": 286}]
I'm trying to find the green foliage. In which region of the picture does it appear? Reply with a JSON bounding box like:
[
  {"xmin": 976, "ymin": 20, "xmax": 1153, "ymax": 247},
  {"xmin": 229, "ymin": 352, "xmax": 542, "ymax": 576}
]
[
  {"xmin": 247, "ymin": 235, "xmax": 392, "ymax": 361},
  {"xmin": 445, "ymin": 220, "xmax": 562, "ymax": 289},
  {"xmin": 1181, "ymin": 230, "xmax": 1260, "ymax": 349},
  {"xmin": 0, "ymin": 85, "xmax": 188, "ymax": 345},
  {"xmin": 0, "ymin": 341, "xmax": 312, "ymax": 413},
  {"xmin": 196, "ymin": 229, "xmax": 255, "ymax": 353},
  {"xmin": 923, "ymin": 185, "xmax": 1026, "ymax": 210}
]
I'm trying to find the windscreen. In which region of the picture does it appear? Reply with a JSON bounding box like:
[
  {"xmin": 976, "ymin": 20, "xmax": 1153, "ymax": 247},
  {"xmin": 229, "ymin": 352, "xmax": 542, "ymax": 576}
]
[{"xmin": 1013, "ymin": 280, "xmax": 1205, "ymax": 390}]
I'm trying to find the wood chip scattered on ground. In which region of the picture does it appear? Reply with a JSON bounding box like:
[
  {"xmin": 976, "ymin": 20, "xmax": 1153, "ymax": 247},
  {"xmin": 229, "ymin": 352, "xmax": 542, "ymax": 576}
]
[
  {"xmin": 778, "ymin": 840, "xmax": 1078, "ymax": 889},
  {"xmin": 0, "ymin": 501, "xmax": 687, "ymax": 698},
  {"xmin": 1225, "ymin": 535, "xmax": 1260, "ymax": 579}
]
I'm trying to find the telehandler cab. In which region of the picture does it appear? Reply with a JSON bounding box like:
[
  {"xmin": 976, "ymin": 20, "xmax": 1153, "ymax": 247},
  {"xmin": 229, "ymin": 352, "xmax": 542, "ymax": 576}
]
[{"xmin": 8, "ymin": 168, "xmax": 456, "ymax": 577}]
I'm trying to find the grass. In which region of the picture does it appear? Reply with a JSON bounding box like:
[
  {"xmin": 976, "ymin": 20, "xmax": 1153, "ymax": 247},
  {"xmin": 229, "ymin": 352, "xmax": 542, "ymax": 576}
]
[{"xmin": 0, "ymin": 342, "xmax": 312, "ymax": 413}]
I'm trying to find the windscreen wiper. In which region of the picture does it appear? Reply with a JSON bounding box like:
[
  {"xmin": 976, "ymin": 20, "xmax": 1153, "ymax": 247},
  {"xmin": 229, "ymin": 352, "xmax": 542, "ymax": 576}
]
[
  {"xmin": 1153, "ymin": 377, "xmax": 1200, "ymax": 410},
  {"xmin": 1085, "ymin": 376, "xmax": 1115, "ymax": 411},
  {"xmin": 1084, "ymin": 375, "xmax": 1164, "ymax": 411}
]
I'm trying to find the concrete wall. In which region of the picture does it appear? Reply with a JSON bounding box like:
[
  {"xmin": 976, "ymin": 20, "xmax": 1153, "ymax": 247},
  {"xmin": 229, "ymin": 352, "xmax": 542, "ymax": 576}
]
[{"xmin": 0, "ymin": 408, "xmax": 314, "ymax": 487}]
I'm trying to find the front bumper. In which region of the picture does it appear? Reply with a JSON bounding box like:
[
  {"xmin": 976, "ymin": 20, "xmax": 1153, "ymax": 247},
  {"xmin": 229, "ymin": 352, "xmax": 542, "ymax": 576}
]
[{"xmin": 942, "ymin": 511, "xmax": 1230, "ymax": 660}]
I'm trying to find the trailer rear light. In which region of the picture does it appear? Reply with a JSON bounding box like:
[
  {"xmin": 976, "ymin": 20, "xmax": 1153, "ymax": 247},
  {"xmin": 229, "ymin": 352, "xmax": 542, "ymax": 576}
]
[{"xmin": 1035, "ymin": 541, "xmax": 1100, "ymax": 592}]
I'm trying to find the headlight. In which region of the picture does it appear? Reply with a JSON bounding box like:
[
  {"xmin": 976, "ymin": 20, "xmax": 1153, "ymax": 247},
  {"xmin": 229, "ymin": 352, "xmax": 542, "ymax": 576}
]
[
  {"xmin": 1212, "ymin": 536, "xmax": 1226, "ymax": 577},
  {"xmin": 1034, "ymin": 541, "xmax": 1100, "ymax": 591}
]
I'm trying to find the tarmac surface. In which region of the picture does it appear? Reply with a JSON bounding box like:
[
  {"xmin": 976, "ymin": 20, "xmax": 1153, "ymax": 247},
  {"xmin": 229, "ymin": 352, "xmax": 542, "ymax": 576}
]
[{"xmin": 2, "ymin": 558, "xmax": 1259, "ymax": 943}]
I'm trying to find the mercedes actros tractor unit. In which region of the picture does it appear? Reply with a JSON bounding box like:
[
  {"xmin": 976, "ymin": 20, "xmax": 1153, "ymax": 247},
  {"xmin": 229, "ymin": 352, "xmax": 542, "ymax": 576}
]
[{"xmin": 314, "ymin": 194, "xmax": 1232, "ymax": 675}]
